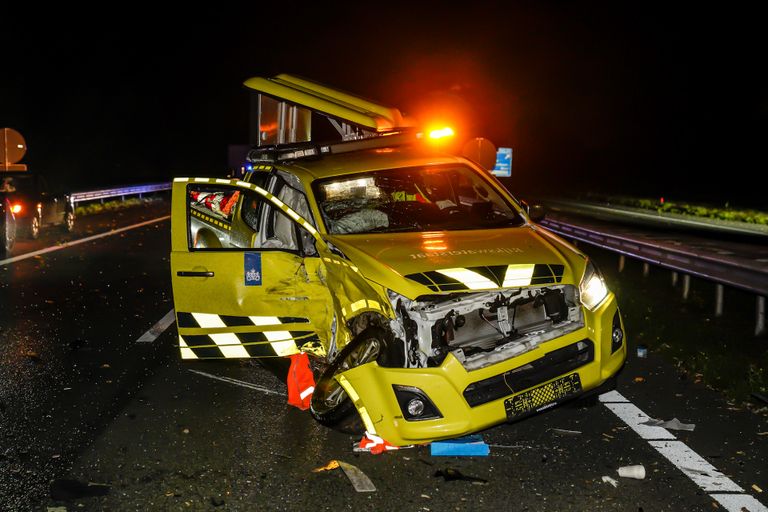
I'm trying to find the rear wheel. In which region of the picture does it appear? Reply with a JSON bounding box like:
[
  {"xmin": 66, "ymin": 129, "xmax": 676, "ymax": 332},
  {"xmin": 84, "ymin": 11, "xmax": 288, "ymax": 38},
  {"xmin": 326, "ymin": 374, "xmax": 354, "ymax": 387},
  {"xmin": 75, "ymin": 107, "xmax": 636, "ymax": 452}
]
[
  {"xmin": 29, "ymin": 214, "xmax": 40, "ymax": 239},
  {"xmin": 310, "ymin": 326, "xmax": 404, "ymax": 433},
  {"xmin": 63, "ymin": 211, "xmax": 75, "ymax": 232}
]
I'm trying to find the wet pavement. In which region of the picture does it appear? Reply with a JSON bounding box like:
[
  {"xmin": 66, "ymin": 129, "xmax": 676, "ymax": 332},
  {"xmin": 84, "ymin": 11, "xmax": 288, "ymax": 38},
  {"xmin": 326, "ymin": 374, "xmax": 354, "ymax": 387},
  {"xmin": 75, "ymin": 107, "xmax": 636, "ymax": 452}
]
[{"xmin": 0, "ymin": 202, "xmax": 766, "ymax": 511}]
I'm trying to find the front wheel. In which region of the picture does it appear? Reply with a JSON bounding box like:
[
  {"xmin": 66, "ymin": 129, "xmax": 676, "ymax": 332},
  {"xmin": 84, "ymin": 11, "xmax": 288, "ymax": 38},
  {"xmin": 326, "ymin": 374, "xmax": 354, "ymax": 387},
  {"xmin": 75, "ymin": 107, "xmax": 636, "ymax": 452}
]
[{"xmin": 310, "ymin": 326, "xmax": 404, "ymax": 433}]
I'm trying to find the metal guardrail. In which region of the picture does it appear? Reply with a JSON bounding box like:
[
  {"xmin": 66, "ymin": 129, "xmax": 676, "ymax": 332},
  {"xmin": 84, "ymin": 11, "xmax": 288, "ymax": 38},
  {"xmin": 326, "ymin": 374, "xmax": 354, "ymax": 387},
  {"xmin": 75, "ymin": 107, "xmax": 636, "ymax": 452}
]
[
  {"xmin": 541, "ymin": 217, "xmax": 767, "ymax": 335},
  {"xmin": 70, "ymin": 183, "xmax": 171, "ymax": 203}
]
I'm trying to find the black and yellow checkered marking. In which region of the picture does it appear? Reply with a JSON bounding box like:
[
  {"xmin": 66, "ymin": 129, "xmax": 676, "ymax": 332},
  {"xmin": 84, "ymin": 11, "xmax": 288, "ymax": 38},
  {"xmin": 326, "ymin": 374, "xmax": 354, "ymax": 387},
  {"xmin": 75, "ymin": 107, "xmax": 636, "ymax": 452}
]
[
  {"xmin": 190, "ymin": 208, "xmax": 232, "ymax": 231},
  {"xmin": 504, "ymin": 373, "xmax": 582, "ymax": 420},
  {"xmin": 406, "ymin": 264, "xmax": 565, "ymax": 292}
]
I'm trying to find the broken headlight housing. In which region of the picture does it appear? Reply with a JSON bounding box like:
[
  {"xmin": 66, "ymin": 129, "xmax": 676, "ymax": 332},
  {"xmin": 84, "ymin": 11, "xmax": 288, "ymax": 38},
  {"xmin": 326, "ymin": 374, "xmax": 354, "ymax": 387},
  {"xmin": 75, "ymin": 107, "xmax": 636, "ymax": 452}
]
[{"xmin": 579, "ymin": 260, "xmax": 609, "ymax": 311}]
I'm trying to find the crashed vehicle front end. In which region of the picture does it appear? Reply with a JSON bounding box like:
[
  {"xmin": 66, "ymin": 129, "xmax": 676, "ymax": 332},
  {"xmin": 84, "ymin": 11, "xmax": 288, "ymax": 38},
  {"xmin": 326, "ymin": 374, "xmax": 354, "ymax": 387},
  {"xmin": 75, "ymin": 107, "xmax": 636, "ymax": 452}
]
[{"xmin": 307, "ymin": 165, "xmax": 627, "ymax": 446}]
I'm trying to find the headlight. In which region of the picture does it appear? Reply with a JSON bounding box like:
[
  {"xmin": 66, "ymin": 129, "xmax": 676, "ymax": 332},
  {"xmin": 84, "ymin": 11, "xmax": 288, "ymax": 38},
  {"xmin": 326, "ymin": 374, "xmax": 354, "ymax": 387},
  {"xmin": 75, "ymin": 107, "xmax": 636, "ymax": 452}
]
[{"xmin": 579, "ymin": 260, "xmax": 609, "ymax": 310}]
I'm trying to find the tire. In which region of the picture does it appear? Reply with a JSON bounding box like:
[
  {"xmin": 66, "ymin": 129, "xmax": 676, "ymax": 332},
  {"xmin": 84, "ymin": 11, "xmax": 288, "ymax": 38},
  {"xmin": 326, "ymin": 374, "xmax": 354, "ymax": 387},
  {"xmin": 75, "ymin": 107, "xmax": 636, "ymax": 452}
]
[
  {"xmin": 63, "ymin": 211, "xmax": 75, "ymax": 233},
  {"xmin": 29, "ymin": 214, "xmax": 41, "ymax": 240},
  {"xmin": 1, "ymin": 208, "xmax": 14, "ymax": 258},
  {"xmin": 310, "ymin": 326, "xmax": 404, "ymax": 433}
]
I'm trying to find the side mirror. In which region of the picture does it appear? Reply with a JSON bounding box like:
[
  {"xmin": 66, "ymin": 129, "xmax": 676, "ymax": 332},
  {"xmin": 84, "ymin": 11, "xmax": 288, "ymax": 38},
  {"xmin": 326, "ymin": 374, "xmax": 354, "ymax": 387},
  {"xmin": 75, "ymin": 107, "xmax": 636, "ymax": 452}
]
[{"xmin": 527, "ymin": 203, "xmax": 546, "ymax": 222}]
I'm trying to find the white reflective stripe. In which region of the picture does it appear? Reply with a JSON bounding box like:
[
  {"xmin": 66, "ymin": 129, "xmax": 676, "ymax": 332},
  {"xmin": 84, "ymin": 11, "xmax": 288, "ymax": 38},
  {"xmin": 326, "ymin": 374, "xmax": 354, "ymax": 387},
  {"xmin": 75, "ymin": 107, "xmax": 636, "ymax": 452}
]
[
  {"xmin": 209, "ymin": 333, "xmax": 251, "ymax": 358},
  {"xmin": 237, "ymin": 180, "xmax": 251, "ymax": 188},
  {"xmin": 194, "ymin": 177, "xmax": 210, "ymax": 182},
  {"xmin": 299, "ymin": 386, "xmax": 315, "ymax": 400},
  {"xmin": 357, "ymin": 406, "xmax": 377, "ymax": 435},
  {"xmin": 192, "ymin": 312, "xmax": 226, "ymax": 328},
  {"xmin": 247, "ymin": 317, "xmax": 297, "ymax": 355},
  {"xmin": 437, "ymin": 268, "xmax": 496, "ymax": 290},
  {"xmin": 174, "ymin": 177, "xmax": 189, "ymax": 182},
  {"xmin": 215, "ymin": 178, "xmax": 230, "ymax": 184},
  {"xmin": 179, "ymin": 336, "xmax": 199, "ymax": 359},
  {"xmin": 502, "ymin": 264, "xmax": 535, "ymax": 287},
  {"xmin": 350, "ymin": 300, "xmax": 367, "ymax": 312},
  {"xmin": 249, "ymin": 316, "xmax": 281, "ymax": 326},
  {"xmin": 270, "ymin": 340, "xmax": 299, "ymax": 356}
]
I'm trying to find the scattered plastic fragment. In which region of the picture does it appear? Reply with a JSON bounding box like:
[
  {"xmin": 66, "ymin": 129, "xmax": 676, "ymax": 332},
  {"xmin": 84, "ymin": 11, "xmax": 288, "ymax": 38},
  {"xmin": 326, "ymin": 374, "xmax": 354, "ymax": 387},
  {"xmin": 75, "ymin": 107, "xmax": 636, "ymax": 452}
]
[
  {"xmin": 601, "ymin": 476, "xmax": 619, "ymax": 488},
  {"xmin": 312, "ymin": 460, "xmax": 376, "ymax": 492},
  {"xmin": 49, "ymin": 479, "xmax": 110, "ymax": 500},
  {"xmin": 617, "ymin": 464, "xmax": 646, "ymax": 479},
  {"xmin": 550, "ymin": 428, "xmax": 582, "ymax": 436},
  {"xmin": 636, "ymin": 345, "xmax": 648, "ymax": 358},
  {"xmin": 640, "ymin": 417, "xmax": 695, "ymax": 431},
  {"xmin": 430, "ymin": 435, "xmax": 490, "ymax": 456},
  {"xmin": 752, "ymin": 484, "xmax": 763, "ymax": 494},
  {"xmin": 633, "ymin": 376, "xmax": 645, "ymax": 383},
  {"xmin": 433, "ymin": 468, "xmax": 488, "ymax": 484}
]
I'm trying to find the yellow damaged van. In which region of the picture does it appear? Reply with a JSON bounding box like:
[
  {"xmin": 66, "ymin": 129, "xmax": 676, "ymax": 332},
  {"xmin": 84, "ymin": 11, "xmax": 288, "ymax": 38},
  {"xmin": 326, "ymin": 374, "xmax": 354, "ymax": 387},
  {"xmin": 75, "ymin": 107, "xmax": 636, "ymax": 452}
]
[{"xmin": 170, "ymin": 75, "xmax": 626, "ymax": 446}]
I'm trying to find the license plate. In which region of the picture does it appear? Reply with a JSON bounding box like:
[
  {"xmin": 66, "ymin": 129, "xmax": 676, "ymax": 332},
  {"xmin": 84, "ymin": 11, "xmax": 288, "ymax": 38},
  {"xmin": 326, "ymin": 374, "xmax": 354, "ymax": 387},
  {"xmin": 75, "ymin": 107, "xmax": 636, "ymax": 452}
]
[{"xmin": 505, "ymin": 373, "xmax": 582, "ymax": 420}]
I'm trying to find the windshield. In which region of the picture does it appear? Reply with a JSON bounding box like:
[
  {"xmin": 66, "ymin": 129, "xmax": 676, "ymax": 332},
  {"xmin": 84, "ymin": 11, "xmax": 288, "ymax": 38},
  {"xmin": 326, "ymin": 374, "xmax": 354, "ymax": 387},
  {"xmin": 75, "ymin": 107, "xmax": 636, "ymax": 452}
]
[{"xmin": 313, "ymin": 165, "xmax": 525, "ymax": 234}]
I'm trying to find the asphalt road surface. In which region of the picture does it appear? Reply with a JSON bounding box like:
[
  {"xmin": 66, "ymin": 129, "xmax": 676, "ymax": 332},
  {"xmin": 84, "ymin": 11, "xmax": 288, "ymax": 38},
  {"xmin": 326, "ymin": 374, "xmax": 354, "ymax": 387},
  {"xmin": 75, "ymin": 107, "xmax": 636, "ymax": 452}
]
[{"xmin": 1, "ymin": 201, "xmax": 766, "ymax": 511}]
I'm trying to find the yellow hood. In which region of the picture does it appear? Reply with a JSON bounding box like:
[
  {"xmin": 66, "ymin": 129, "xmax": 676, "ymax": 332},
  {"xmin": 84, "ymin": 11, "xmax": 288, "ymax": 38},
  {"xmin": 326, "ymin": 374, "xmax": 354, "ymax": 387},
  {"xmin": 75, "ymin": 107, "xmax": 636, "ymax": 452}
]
[{"xmin": 325, "ymin": 225, "xmax": 583, "ymax": 298}]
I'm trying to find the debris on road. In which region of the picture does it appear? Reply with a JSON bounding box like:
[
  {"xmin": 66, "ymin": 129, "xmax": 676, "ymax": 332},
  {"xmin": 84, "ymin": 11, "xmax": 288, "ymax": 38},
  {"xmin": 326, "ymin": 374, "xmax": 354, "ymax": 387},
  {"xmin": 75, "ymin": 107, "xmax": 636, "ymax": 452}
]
[
  {"xmin": 640, "ymin": 417, "xmax": 695, "ymax": 431},
  {"xmin": 633, "ymin": 376, "xmax": 646, "ymax": 383},
  {"xmin": 752, "ymin": 484, "xmax": 763, "ymax": 493},
  {"xmin": 637, "ymin": 345, "xmax": 648, "ymax": 358},
  {"xmin": 617, "ymin": 464, "xmax": 646, "ymax": 479},
  {"xmin": 602, "ymin": 476, "xmax": 619, "ymax": 488},
  {"xmin": 312, "ymin": 460, "xmax": 376, "ymax": 492},
  {"xmin": 49, "ymin": 478, "xmax": 110, "ymax": 500},
  {"xmin": 430, "ymin": 434, "xmax": 490, "ymax": 456},
  {"xmin": 433, "ymin": 468, "xmax": 488, "ymax": 484},
  {"xmin": 550, "ymin": 428, "xmax": 582, "ymax": 436}
]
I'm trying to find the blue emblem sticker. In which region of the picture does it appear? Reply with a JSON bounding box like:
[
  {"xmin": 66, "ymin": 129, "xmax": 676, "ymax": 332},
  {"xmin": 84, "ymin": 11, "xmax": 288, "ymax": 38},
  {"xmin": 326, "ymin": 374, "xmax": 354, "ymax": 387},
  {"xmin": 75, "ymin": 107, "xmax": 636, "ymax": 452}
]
[{"xmin": 244, "ymin": 252, "xmax": 262, "ymax": 286}]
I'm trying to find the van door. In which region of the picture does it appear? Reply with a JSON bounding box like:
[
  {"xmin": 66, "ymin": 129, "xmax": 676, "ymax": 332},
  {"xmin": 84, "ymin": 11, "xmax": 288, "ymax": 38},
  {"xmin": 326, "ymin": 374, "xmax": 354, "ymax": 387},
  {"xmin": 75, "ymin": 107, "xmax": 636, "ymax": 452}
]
[{"xmin": 169, "ymin": 178, "xmax": 333, "ymax": 362}]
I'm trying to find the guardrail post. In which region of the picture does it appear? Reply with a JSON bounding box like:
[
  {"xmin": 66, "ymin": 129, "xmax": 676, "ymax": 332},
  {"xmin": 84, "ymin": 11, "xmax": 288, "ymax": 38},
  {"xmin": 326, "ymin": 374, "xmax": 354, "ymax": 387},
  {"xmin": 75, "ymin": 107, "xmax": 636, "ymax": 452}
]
[
  {"xmin": 757, "ymin": 296, "xmax": 766, "ymax": 337},
  {"xmin": 618, "ymin": 255, "xmax": 625, "ymax": 273},
  {"xmin": 643, "ymin": 262, "xmax": 650, "ymax": 277},
  {"xmin": 682, "ymin": 274, "xmax": 690, "ymax": 300},
  {"xmin": 672, "ymin": 271, "xmax": 678, "ymax": 286},
  {"xmin": 715, "ymin": 284, "xmax": 724, "ymax": 317}
]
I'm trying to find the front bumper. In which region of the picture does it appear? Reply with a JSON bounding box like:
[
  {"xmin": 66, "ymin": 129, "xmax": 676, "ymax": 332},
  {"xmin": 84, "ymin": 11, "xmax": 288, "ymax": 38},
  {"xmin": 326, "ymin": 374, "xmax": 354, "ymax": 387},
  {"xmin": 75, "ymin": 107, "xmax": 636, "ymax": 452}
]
[{"xmin": 338, "ymin": 293, "xmax": 626, "ymax": 446}]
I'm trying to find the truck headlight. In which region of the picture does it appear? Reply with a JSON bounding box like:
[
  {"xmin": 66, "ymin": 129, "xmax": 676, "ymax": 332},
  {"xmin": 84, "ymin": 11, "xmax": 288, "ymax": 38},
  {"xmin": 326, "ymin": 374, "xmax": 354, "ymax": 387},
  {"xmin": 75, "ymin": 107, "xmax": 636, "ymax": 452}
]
[{"xmin": 579, "ymin": 260, "xmax": 609, "ymax": 310}]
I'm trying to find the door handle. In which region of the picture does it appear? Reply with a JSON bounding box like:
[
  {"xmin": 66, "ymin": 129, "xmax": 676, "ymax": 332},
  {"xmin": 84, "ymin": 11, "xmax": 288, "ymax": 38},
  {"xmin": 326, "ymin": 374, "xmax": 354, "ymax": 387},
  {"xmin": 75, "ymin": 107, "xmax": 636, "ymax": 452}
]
[{"xmin": 177, "ymin": 271, "xmax": 214, "ymax": 277}]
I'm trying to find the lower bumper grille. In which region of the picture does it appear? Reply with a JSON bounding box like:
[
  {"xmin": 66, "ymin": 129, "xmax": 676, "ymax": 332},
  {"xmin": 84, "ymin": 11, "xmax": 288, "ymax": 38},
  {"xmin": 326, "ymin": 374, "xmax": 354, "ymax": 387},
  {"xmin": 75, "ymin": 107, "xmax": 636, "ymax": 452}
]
[{"xmin": 463, "ymin": 339, "xmax": 594, "ymax": 407}]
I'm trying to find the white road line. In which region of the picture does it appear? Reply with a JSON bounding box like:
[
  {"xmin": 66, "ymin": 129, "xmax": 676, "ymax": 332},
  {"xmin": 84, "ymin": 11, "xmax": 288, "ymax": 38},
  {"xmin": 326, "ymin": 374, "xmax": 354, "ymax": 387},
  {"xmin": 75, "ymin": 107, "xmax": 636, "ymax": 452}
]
[
  {"xmin": 600, "ymin": 391, "xmax": 767, "ymax": 512},
  {"xmin": 711, "ymin": 494, "xmax": 768, "ymax": 512},
  {"xmin": 136, "ymin": 309, "xmax": 176, "ymax": 343},
  {"xmin": 188, "ymin": 369, "xmax": 285, "ymax": 397},
  {"xmin": 0, "ymin": 215, "xmax": 170, "ymax": 266}
]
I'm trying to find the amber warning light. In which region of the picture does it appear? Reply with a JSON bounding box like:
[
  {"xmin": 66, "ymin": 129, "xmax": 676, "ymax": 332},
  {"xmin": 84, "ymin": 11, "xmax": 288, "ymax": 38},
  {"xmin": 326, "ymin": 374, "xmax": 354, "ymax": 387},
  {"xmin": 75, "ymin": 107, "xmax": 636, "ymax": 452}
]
[
  {"xmin": 11, "ymin": 203, "xmax": 22, "ymax": 214},
  {"xmin": 428, "ymin": 127, "xmax": 455, "ymax": 140}
]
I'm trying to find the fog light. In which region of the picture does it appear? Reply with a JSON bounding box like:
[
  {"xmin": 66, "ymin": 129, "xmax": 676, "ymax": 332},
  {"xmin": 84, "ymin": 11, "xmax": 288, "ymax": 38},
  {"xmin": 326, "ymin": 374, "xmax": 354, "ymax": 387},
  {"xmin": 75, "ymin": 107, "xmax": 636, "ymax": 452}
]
[
  {"xmin": 392, "ymin": 385, "xmax": 442, "ymax": 421},
  {"xmin": 407, "ymin": 398, "xmax": 425, "ymax": 417},
  {"xmin": 611, "ymin": 310, "xmax": 624, "ymax": 353}
]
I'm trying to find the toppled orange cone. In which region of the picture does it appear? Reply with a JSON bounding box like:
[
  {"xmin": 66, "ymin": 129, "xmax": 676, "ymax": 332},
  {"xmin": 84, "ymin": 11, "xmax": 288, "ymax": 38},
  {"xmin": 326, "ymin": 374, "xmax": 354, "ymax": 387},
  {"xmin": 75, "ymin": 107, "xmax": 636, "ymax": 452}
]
[{"xmin": 357, "ymin": 431, "xmax": 400, "ymax": 454}]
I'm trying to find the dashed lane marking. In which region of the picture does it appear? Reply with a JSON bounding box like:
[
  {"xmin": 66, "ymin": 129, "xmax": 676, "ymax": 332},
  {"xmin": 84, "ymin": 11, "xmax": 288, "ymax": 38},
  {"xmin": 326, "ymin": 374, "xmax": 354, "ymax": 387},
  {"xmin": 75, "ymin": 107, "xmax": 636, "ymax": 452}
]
[
  {"xmin": 600, "ymin": 391, "xmax": 766, "ymax": 512},
  {"xmin": 0, "ymin": 215, "xmax": 171, "ymax": 266},
  {"xmin": 188, "ymin": 369, "xmax": 285, "ymax": 397},
  {"xmin": 136, "ymin": 309, "xmax": 176, "ymax": 343}
]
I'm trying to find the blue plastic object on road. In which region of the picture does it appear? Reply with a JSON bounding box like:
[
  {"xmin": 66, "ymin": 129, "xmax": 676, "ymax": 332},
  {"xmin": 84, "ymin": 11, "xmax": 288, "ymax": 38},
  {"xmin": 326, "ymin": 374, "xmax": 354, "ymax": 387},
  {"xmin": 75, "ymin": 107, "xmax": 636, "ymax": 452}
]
[{"xmin": 430, "ymin": 435, "xmax": 490, "ymax": 456}]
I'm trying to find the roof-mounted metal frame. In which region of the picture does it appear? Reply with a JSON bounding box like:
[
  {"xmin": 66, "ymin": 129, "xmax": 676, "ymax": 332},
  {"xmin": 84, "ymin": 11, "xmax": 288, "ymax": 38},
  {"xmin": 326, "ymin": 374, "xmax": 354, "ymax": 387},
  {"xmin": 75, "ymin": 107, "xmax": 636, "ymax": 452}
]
[{"xmin": 244, "ymin": 74, "xmax": 416, "ymax": 150}]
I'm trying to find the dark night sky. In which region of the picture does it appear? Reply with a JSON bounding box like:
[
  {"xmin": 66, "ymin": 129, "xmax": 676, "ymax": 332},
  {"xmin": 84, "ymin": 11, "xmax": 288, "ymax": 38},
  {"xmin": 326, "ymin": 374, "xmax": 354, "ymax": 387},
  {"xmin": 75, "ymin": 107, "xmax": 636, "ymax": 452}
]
[{"xmin": 2, "ymin": 3, "xmax": 766, "ymax": 207}]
